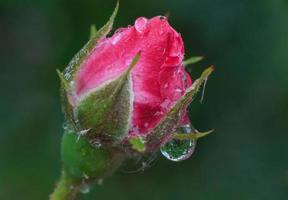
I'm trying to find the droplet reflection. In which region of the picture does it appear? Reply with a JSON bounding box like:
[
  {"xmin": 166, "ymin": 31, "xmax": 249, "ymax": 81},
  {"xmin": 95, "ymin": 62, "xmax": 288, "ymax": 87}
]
[{"xmin": 160, "ymin": 123, "xmax": 196, "ymax": 161}]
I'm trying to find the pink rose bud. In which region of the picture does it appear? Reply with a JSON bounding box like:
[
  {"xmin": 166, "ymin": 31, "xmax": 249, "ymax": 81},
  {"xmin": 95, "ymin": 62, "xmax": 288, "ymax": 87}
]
[
  {"xmin": 57, "ymin": 3, "xmax": 213, "ymax": 154},
  {"xmin": 51, "ymin": 4, "xmax": 214, "ymax": 199}
]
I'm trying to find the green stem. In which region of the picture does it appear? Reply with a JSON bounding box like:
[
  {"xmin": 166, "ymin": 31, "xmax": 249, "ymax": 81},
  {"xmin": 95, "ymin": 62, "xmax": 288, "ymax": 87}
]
[{"xmin": 50, "ymin": 171, "xmax": 80, "ymax": 200}]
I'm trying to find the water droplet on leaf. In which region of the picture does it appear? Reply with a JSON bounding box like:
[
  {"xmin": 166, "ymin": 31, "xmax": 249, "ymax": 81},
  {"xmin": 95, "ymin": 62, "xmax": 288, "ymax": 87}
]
[{"xmin": 160, "ymin": 123, "xmax": 196, "ymax": 161}]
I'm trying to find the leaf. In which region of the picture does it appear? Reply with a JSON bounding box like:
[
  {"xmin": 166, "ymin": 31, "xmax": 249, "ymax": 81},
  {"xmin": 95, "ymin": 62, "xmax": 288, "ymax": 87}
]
[
  {"xmin": 129, "ymin": 137, "xmax": 146, "ymax": 153},
  {"xmin": 173, "ymin": 129, "xmax": 214, "ymax": 140},
  {"xmin": 58, "ymin": 2, "xmax": 120, "ymax": 129},
  {"xmin": 89, "ymin": 24, "xmax": 97, "ymax": 39},
  {"xmin": 183, "ymin": 56, "xmax": 204, "ymax": 67},
  {"xmin": 75, "ymin": 53, "xmax": 140, "ymax": 140},
  {"xmin": 56, "ymin": 69, "xmax": 69, "ymax": 90}
]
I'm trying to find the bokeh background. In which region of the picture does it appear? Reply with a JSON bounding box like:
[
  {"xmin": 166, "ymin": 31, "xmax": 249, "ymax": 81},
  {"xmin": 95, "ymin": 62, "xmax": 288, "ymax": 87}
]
[{"xmin": 1, "ymin": 0, "xmax": 288, "ymax": 199}]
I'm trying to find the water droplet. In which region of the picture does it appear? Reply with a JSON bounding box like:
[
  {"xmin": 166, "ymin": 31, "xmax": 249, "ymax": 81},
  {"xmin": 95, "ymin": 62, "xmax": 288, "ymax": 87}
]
[
  {"xmin": 90, "ymin": 139, "xmax": 102, "ymax": 148},
  {"xmin": 160, "ymin": 99, "xmax": 171, "ymax": 109},
  {"xmin": 160, "ymin": 123, "xmax": 196, "ymax": 161},
  {"xmin": 182, "ymin": 73, "xmax": 188, "ymax": 88},
  {"xmin": 63, "ymin": 122, "xmax": 74, "ymax": 132},
  {"xmin": 135, "ymin": 17, "xmax": 149, "ymax": 34},
  {"xmin": 63, "ymin": 122, "xmax": 69, "ymax": 130},
  {"xmin": 175, "ymin": 88, "xmax": 182, "ymax": 93},
  {"xmin": 79, "ymin": 129, "xmax": 89, "ymax": 135},
  {"xmin": 130, "ymin": 126, "xmax": 140, "ymax": 135},
  {"xmin": 97, "ymin": 179, "xmax": 103, "ymax": 186},
  {"xmin": 115, "ymin": 28, "xmax": 125, "ymax": 34},
  {"xmin": 80, "ymin": 183, "xmax": 90, "ymax": 194},
  {"xmin": 111, "ymin": 33, "xmax": 122, "ymax": 45}
]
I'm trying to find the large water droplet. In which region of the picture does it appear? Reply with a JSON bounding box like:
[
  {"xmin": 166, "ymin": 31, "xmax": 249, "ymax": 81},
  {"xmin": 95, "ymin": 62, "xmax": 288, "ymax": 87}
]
[
  {"xmin": 80, "ymin": 183, "xmax": 90, "ymax": 194},
  {"xmin": 135, "ymin": 17, "xmax": 149, "ymax": 34},
  {"xmin": 160, "ymin": 123, "xmax": 196, "ymax": 161}
]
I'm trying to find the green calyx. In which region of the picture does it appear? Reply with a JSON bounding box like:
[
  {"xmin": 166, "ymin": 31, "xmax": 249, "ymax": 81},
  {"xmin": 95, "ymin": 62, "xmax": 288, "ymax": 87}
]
[
  {"xmin": 51, "ymin": 128, "xmax": 124, "ymax": 200},
  {"xmin": 61, "ymin": 128, "xmax": 124, "ymax": 180},
  {"xmin": 56, "ymin": 2, "xmax": 126, "ymax": 139},
  {"xmin": 75, "ymin": 53, "xmax": 140, "ymax": 140}
]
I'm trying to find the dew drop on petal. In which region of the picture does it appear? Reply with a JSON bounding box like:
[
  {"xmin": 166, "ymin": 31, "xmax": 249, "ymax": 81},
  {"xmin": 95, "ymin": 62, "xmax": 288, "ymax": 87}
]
[
  {"xmin": 111, "ymin": 33, "xmax": 122, "ymax": 45},
  {"xmin": 160, "ymin": 123, "xmax": 196, "ymax": 162},
  {"xmin": 160, "ymin": 99, "xmax": 171, "ymax": 109},
  {"xmin": 135, "ymin": 17, "xmax": 149, "ymax": 34}
]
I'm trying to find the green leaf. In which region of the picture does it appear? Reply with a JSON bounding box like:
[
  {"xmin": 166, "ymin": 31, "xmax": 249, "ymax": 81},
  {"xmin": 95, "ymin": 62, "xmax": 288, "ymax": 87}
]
[
  {"xmin": 89, "ymin": 24, "xmax": 97, "ymax": 39},
  {"xmin": 56, "ymin": 69, "xmax": 77, "ymax": 128},
  {"xmin": 129, "ymin": 137, "xmax": 146, "ymax": 153},
  {"xmin": 183, "ymin": 56, "xmax": 204, "ymax": 67},
  {"xmin": 56, "ymin": 69, "xmax": 69, "ymax": 90},
  {"xmin": 173, "ymin": 129, "xmax": 214, "ymax": 140},
  {"xmin": 75, "ymin": 53, "xmax": 140, "ymax": 140},
  {"xmin": 59, "ymin": 2, "xmax": 119, "ymax": 129},
  {"xmin": 146, "ymin": 66, "xmax": 214, "ymax": 151}
]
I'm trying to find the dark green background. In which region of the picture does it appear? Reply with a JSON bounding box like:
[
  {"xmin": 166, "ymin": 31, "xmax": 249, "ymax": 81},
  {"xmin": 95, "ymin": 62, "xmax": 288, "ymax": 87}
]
[{"xmin": 1, "ymin": 0, "xmax": 288, "ymax": 199}]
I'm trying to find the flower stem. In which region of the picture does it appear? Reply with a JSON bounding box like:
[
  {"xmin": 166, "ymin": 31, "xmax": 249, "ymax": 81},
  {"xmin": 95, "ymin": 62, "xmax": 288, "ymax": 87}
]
[{"xmin": 50, "ymin": 171, "xmax": 80, "ymax": 200}]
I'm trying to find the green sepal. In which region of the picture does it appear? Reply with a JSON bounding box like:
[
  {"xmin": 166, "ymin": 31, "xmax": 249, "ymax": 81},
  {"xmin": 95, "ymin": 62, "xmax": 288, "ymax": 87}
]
[
  {"xmin": 146, "ymin": 66, "xmax": 214, "ymax": 151},
  {"xmin": 89, "ymin": 24, "xmax": 97, "ymax": 40},
  {"xmin": 129, "ymin": 137, "xmax": 146, "ymax": 153},
  {"xmin": 183, "ymin": 56, "xmax": 203, "ymax": 67},
  {"xmin": 63, "ymin": 1, "xmax": 119, "ymax": 81},
  {"xmin": 173, "ymin": 129, "xmax": 214, "ymax": 140},
  {"xmin": 61, "ymin": 129, "xmax": 124, "ymax": 180},
  {"xmin": 56, "ymin": 69, "xmax": 69, "ymax": 90},
  {"xmin": 57, "ymin": 2, "xmax": 119, "ymax": 129},
  {"xmin": 75, "ymin": 53, "xmax": 140, "ymax": 140},
  {"xmin": 57, "ymin": 70, "xmax": 77, "ymax": 129}
]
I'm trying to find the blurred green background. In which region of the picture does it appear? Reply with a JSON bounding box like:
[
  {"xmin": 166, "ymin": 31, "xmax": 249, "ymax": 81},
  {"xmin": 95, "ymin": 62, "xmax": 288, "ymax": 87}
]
[{"xmin": 1, "ymin": 0, "xmax": 288, "ymax": 199}]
